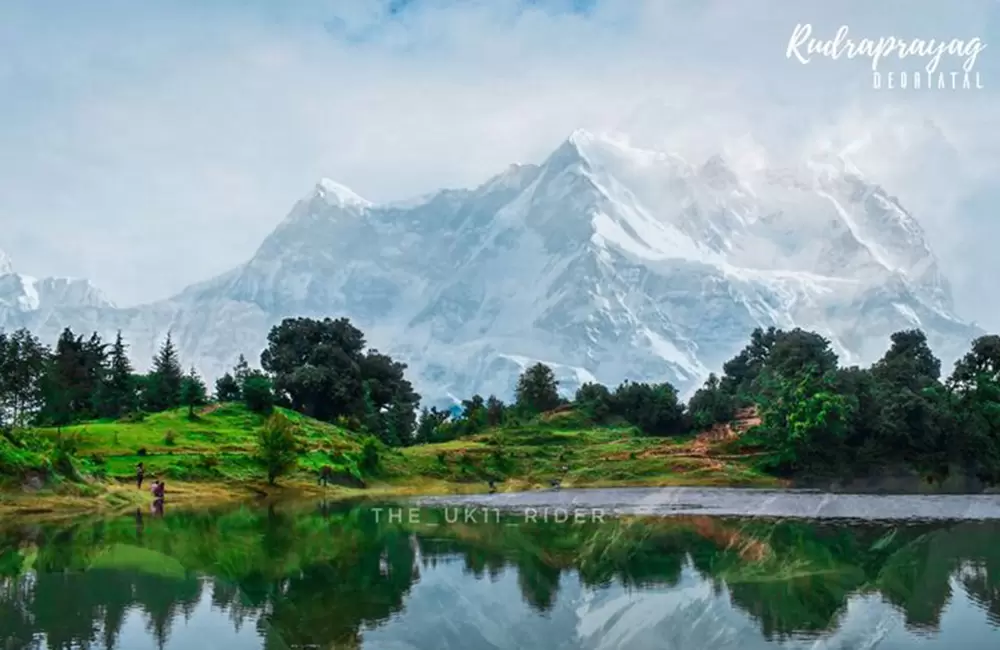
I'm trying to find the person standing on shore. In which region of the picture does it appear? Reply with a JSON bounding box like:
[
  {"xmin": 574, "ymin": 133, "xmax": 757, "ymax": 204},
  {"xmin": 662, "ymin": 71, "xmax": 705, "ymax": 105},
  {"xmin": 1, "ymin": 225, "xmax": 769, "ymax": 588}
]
[{"xmin": 136, "ymin": 462, "xmax": 145, "ymax": 489}]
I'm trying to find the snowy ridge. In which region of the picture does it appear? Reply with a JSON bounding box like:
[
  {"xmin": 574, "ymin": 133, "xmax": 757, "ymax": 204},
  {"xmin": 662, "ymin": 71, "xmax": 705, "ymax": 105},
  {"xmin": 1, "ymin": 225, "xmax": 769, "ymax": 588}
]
[
  {"xmin": 316, "ymin": 178, "xmax": 373, "ymax": 208},
  {"xmin": 0, "ymin": 127, "xmax": 981, "ymax": 403},
  {"xmin": 0, "ymin": 249, "xmax": 13, "ymax": 276}
]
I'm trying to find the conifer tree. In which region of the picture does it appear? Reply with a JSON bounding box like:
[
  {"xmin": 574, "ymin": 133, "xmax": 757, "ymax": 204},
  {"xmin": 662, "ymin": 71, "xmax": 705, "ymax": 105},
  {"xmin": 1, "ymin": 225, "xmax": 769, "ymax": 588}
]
[
  {"xmin": 0, "ymin": 328, "xmax": 48, "ymax": 427},
  {"xmin": 41, "ymin": 328, "xmax": 89, "ymax": 425},
  {"xmin": 98, "ymin": 331, "xmax": 138, "ymax": 418},
  {"xmin": 81, "ymin": 332, "xmax": 108, "ymax": 419},
  {"xmin": 233, "ymin": 354, "xmax": 251, "ymax": 388},
  {"xmin": 180, "ymin": 366, "xmax": 208, "ymax": 418},
  {"xmin": 214, "ymin": 372, "xmax": 241, "ymax": 402},
  {"xmin": 144, "ymin": 332, "xmax": 184, "ymax": 412}
]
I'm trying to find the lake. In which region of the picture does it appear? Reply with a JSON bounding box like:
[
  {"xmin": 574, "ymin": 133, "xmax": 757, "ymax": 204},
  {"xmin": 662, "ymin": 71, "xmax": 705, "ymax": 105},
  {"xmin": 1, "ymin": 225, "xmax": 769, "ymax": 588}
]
[{"xmin": 1, "ymin": 488, "xmax": 999, "ymax": 649}]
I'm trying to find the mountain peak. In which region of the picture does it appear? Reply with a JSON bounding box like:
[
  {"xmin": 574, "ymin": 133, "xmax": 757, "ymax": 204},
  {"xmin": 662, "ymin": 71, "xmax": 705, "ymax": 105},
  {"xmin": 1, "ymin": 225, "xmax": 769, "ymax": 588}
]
[
  {"xmin": 567, "ymin": 128, "xmax": 597, "ymax": 147},
  {"xmin": 0, "ymin": 249, "xmax": 13, "ymax": 275},
  {"xmin": 314, "ymin": 178, "xmax": 373, "ymax": 209}
]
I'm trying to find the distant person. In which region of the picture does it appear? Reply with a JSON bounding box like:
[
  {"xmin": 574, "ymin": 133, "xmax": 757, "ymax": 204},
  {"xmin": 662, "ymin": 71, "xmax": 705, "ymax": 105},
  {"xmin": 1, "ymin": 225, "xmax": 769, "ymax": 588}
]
[
  {"xmin": 488, "ymin": 480, "xmax": 497, "ymax": 494},
  {"xmin": 318, "ymin": 466, "xmax": 332, "ymax": 487},
  {"xmin": 151, "ymin": 480, "xmax": 165, "ymax": 516},
  {"xmin": 136, "ymin": 462, "xmax": 145, "ymax": 489}
]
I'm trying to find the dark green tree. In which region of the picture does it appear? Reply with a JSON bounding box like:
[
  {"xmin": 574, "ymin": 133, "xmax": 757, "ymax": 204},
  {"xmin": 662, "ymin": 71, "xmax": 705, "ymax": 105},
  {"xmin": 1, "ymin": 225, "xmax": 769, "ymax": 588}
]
[
  {"xmin": 81, "ymin": 332, "xmax": 108, "ymax": 417},
  {"xmin": 515, "ymin": 363, "xmax": 560, "ymax": 414},
  {"xmin": 144, "ymin": 333, "xmax": 184, "ymax": 412},
  {"xmin": 754, "ymin": 369, "xmax": 856, "ymax": 474},
  {"xmin": 214, "ymin": 372, "xmax": 241, "ymax": 402},
  {"xmin": 40, "ymin": 328, "xmax": 90, "ymax": 426},
  {"xmin": 260, "ymin": 318, "xmax": 419, "ymax": 440},
  {"xmin": 686, "ymin": 373, "xmax": 735, "ymax": 430},
  {"xmin": 485, "ymin": 395, "xmax": 506, "ymax": 427},
  {"xmin": 574, "ymin": 382, "xmax": 612, "ymax": 423},
  {"xmin": 721, "ymin": 326, "xmax": 779, "ymax": 398},
  {"xmin": 242, "ymin": 371, "xmax": 275, "ymax": 414},
  {"xmin": 0, "ymin": 328, "xmax": 49, "ymax": 427},
  {"xmin": 458, "ymin": 394, "xmax": 487, "ymax": 434},
  {"xmin": 610, "ymin": 380, "xmax": 686, "ymax": 436},
  {"xmin": 948, "ymin": 335, "xmax": 1000, "ymax": 482},
  {"xmin": 415, "ymin": 406, "xmax": 449, "ymax": 444},
  {"xmin": 96, "ymin": 331, "xmax": 138, "ymax": 418},
  {"xmin": 233, "ymin": 354, "xmax": 251, "ymax": 388},
  {"xmin": 180, "ymin": 366, "xmax": 208, "ymax": 418},
  {"xmin": 869, "ymin": 330, "xmax": 952, "ymax": 471}
]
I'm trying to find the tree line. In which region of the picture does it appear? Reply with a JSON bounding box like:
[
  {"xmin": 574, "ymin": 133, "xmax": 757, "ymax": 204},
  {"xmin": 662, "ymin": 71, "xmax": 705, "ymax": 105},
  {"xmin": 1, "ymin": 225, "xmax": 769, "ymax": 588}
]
[
  {"xmin": 2, "ymin": 317, "xmax": 999, "ymax": 483},
  {"xmin": 415, "ymin": 327, "xmax": 1000, "ymax": 484}
]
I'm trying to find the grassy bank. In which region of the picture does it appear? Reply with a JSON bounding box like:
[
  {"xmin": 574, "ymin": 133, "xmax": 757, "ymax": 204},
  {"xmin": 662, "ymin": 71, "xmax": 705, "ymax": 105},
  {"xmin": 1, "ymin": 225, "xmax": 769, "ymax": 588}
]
[{"xmin": 0, "ymin": 403, "xmax": 778, "ymax": 519}]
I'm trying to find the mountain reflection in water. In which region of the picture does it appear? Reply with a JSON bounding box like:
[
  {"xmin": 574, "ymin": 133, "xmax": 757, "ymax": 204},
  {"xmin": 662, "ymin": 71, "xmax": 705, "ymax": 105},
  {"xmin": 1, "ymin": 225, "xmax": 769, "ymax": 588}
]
[{"xmin": 1, "ymin": 498, "xmax": 999, "ymax": 649}]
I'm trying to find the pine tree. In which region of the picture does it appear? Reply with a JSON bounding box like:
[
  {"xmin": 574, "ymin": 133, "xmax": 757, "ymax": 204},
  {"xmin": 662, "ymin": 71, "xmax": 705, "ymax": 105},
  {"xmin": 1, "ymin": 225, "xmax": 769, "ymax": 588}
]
[
  {"xmin": 0, "ymin": 328, "xmax": 49, "ymax": 427},
  {"xmin": 233, "ymin": 354, "xmax": 251, "ymax": 388},
  {"xmin": 81, "ymin": 332, "xmax": 108, "ymax": 420},
  {"xmin": 180, "ymin": 366, "xmax": 208, "ymax": 419},
  {"xmin": 214, "ymin": 372, "xmax": 241, "ymax": 402},
  {"xmin": 98, "ymin": 331, "xmax": 138, "ymax": 418},
  {"xmin": 41, "ymin": 328, "xmax": 89, "ymax": 425},
  {"xmin": 145, "ymin": 332, "xmax": 184, "ymax": 412},
  {"xmin": 242, "ymin": 371, "xmax": 274, "ymax": 414}
]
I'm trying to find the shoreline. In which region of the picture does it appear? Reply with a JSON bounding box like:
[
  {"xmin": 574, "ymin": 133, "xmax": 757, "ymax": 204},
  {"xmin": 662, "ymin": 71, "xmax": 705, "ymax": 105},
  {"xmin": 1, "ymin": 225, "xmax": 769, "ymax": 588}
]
[{"xmin": 0, "ymin": 474, "xmax": 785, "ymax": 523}]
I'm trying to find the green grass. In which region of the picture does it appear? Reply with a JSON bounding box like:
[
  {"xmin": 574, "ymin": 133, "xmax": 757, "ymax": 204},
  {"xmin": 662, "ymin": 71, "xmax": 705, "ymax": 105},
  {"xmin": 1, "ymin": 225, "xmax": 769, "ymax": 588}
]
[
  {"xmin": 385, "ymin": 417, "xmax": 777, "ymax": 488},
  {"xmin": 33, "ymin": 403, "xmax": 367, "ymax": 485},
  {"xmin": 16, "ymin": 403, "xmax": 777, "ymax": 497}
]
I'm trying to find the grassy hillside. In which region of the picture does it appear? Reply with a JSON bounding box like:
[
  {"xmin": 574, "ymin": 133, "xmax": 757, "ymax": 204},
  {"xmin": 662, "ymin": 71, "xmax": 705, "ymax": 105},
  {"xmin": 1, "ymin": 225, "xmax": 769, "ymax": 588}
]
[
  {"xmin": 1, "ymin": 403, "xmax": 777, "ymax": 517},
  {"xmin": 33, "ymin": 403, "xmax": 368, "ymax": 485},
  {"xmin": 388, "ymin": 410, "xmax": 773, "ymax": 488}
]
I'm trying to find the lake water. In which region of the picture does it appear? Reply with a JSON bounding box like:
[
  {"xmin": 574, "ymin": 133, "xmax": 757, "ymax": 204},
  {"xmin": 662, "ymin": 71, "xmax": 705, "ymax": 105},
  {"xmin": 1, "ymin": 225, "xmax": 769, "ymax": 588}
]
[{"xmin": 1, "ymin": 488, "xmax": 999, "ymax": 649}]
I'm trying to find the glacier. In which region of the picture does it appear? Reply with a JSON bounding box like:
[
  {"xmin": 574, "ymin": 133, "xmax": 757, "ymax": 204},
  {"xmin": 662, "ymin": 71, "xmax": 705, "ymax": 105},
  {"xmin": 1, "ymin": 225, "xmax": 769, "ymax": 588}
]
[{"xmin": 0, "ymin": 130, "xmax": 982, "ymax": 406}]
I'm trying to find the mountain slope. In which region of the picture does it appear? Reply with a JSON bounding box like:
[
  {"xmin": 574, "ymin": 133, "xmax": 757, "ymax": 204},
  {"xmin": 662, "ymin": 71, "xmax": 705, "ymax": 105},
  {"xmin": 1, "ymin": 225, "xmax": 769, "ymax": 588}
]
[
  {"xmin": 0, "ymin": 249, "xmax": 115, "ymax": 331},
  {"xmin": 1, "ymin": 131, "xmax": 981, "ymax": 404}
]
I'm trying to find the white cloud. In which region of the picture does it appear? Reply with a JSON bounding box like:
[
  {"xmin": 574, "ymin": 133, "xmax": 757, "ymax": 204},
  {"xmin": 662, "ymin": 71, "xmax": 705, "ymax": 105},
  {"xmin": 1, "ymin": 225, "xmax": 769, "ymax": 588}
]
[{"xmin": 0, "ymin": 0, "xmax": 997, "ymax": 329}]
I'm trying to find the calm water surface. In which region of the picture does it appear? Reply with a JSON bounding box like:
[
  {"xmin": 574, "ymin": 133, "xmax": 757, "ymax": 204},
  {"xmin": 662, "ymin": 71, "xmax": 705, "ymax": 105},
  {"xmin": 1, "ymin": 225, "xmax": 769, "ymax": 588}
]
[{"xmin": 1, "ymin": 488, "xmax": 999, "ymax": 649}]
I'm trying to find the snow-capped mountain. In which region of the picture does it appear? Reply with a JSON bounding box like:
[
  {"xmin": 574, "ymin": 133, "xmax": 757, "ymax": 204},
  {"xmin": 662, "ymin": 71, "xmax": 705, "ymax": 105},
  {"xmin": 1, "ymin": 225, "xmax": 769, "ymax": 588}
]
[
  {"xmin": 0, "ymin": 130, "xmax": 981, "ymax": 403},
  {"xmin": 0, "ymin": 249, "xmax": 115, "ymax": 328}
]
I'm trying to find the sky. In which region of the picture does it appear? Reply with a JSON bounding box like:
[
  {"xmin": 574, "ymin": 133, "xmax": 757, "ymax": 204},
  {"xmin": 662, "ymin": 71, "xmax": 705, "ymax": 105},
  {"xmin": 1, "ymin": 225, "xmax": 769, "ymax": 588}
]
[{"xmin": 1, "ymin": 0, "xmax": 998, "ymax": 327}]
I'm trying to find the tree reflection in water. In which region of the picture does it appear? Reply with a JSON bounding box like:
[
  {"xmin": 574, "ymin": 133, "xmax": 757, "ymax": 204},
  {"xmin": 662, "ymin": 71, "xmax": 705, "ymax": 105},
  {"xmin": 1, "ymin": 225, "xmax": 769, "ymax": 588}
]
[{"xmin": 0, "ymin": 502, "xmax": 999, "ymax": 649}]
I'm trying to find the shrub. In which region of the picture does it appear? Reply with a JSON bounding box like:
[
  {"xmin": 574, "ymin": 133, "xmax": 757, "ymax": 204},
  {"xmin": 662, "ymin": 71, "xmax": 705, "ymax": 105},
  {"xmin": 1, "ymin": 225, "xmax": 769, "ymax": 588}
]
[
  {"xmin": 255, "ymin": 413, "xmax": 299, "ymax": 485},
  {"xmin": 360, "ymin": 438, "xmax": 380, "ymax": 475},
  {"xmin": 489, "ymin": 446, "xmax": 512, "ymax": 472},
  {"xmin": 137, "ymin": 447, "xmax": 147, "ymax": 457},
  {"xmin": 119, "ymin": 411, "xmax": 147, "ymax": 423},
  {"xmin": 52, "ymin": 432, "xmax": 82, "ymax": 478},
  {"xmin": 243, "ymin": 373, "xmax": 275, "ymax": 414},
  {"xmin": 163, "ymin": 430, "xmax": 177, "ymax": 446}
]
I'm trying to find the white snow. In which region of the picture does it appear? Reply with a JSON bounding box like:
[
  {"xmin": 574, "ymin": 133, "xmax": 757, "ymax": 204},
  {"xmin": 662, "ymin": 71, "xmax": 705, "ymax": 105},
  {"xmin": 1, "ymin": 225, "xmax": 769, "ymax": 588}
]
[
  {"xmin": 0, "ymin": 249, "xmax": 12, "ymax": 275},
  {"xmin": 643, "ymin": 328, "xmax": 708, "ymax": 380},
  {"xmin": 316, "ymin": 178, "xmax": 373, "ymax": 208},
  {"xmin": 893, "ymin": 302, "xmax": 921, "ymax": 326},
  {"xmin": 17, "ymin": 275, "xmax": 40, "ymax": 311},
  {"xmin": 0, "ymin": 125, "xmax": 977, "ymax": 404}
]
